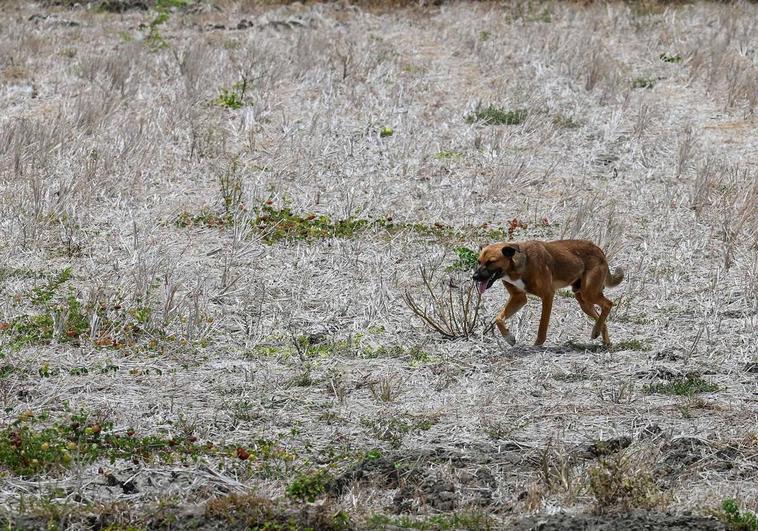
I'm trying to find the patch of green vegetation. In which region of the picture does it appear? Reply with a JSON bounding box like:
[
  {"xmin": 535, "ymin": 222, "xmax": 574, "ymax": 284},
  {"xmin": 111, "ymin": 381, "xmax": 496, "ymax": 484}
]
[
  {"xmin": 31, "ymin": 268, "xmax": 72, "ymax": 305},
  {"xmin": 447, "ymin": 246, "xmax": 478, "ymax": 272},
  {"xmin": 0, "ymin": 269, "xmax": 145, "ymax": 351},
  {"xmin": 379, "ymin": 126, "xmax": 393, "ymax": 137},
  {"xmin": 719, "ymin": 498, "xmax": 758, "ymax": 531},
  {"xmin": 479, "ymin": 30, "xmax": 491, "ymax": 41},
  {"xmin": 568, "ymin": 339, "xmax": 649, "ymax": 353},
  {"xmin": 632, "ymin": 76, "xmax": 656, "ymax": 89},
  {"xmin": 213, "ymin": 80, "xmax": 248, "ymax": 110},
  {"xmin": 141, "ymin": 0, "xmax": 190, "ymax": 50},
  {"xmin": 659, "ymin": 52, "xmax": 683, "ymax": 64},
  {"xmin": 206, "ymin": 492, "xmax": 350, "ymax": 531},
  {"xmin": 179, "ymin": 202, "xmax": 511, "ymax": 243},
  {"xmin": 252, "ymin": 204, "xmax": 468, "ymax": 244},
  {"xmin": 286, "ymin": 468, "xmax": 333, "ymax": 502},
  {"xmin": 557, "ymin": 289, "xmax": 575, "ymax": 298},
  {"xmin": 0, "ymin": 268, "xmax": 45, "ymax": 283},
  {"xmin": 644, "ymin": 376, "xmax": 719, "ymax": 396},
  {"xmin": 3, "ymin": 290, "xmax": 89, "ymax": 352},
  {"xmin": 361, "ymin": 415, "xmax": 438, "ymax": 449},
  {"xmin": 466, "ymin": 105, "xmax": 527, "ymax": 126},
  {"xmin": 175, "ymin": 209, "xmax": 232, "ymax": 229},
  {"xmin": 435, "ymin": 150, "xmax": 463, "ymax": 161},
  {"xmin": 0, "ymin": 412, "xmax": 209, "ymax": 477},
  {"xmin": 366, "ymin": 511, "xmax": 495, "ymax": 530}
]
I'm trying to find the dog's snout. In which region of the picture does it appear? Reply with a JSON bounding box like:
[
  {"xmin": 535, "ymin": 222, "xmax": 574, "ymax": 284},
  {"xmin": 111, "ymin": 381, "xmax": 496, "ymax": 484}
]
[{"xmin": 472, "ymin": 267, "xmax": 488, "ymax": 281}]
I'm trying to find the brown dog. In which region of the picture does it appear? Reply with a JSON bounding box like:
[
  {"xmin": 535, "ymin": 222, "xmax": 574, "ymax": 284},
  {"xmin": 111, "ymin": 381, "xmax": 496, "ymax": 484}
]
[{"xmin": 472, "ymin": 240, "xmax": 623, "ymax": 346}]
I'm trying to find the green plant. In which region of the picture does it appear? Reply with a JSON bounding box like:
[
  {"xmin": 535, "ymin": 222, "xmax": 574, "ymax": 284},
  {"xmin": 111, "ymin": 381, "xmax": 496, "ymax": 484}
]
[
  {"xmin": 720, "ymin": 499, "xmax": 758, "ymax": 531},
  {"xmin": 143, "ymin": 0, "xmax": 190, "ymax": 50},
  {"xmin": 644, "ymin": 376, "xmax": 719, "ymax": 396},
  {"xmin": 466, "ymin": 105, "xmax": 527, "ymax": 126},
  {"xmin": 447, "ymin": 246, "xmax": 478, "ymax": 272},
  {"xmin": 213, "ymin": 80, "xmax": 247, "ymax": 110},
  {"xmin": 286, "ymin": 469, "xmax": 332, "ymax": 502}
]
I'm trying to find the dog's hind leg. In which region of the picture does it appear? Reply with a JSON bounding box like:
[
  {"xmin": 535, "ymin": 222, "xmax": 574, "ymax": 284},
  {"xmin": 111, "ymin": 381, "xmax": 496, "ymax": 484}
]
[
  {"xmin": 591, "ymin": 294, "xmax": 613, "ymax": 344},
  {"xmin": 576, "ymin": 292, "xmax": 610, "ymax": 344},
  {"xmin": 581, "ymin": 267, "xmax": 613, "ymax": 345}
]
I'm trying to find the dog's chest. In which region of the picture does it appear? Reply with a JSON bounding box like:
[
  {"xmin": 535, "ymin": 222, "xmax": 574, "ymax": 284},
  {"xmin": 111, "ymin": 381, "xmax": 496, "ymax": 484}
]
[{"xmin": 503, "ymin": 275, "xmax": 526, "ymax": 291}]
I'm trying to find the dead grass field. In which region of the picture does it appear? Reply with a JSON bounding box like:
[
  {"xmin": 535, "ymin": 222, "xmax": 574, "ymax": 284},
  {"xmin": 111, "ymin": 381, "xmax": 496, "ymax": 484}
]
[{"xmin": 0, "ymin": 0, "xmax": 757, "ymax": 529}]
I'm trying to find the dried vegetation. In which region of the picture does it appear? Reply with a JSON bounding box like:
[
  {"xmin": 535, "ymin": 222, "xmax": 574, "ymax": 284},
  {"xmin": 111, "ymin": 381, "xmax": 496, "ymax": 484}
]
[{"xmin": 0, "ymin": 0, "xmax": 756, "ymax": 528}]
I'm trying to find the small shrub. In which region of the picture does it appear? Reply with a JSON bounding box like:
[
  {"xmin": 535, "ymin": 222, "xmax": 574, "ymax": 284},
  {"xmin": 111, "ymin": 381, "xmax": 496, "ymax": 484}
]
[
  {"xmin": 403, "ymin": 266, "xmax": 492, "ymax": 340},
  {"xmin": 719, "ymin": 498, "xmax": 758, "ymax": 531},
  {"xmin": 589, "ymin": 453, "xmax": 664, "ymax": 512},
  {"xmin": 466, "ymin": 105, "xmax": 527, "ymax": 126}
]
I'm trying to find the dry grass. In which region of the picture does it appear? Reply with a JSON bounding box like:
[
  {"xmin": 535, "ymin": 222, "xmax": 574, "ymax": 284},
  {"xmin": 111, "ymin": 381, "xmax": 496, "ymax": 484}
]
[{"xmin": 0, "ymin": 0, "xmax": 757, "ymax": 528}]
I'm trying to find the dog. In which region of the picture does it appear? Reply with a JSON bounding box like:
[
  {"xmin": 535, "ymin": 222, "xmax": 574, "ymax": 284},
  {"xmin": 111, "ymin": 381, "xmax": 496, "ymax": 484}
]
[{"xmin": 472, "ymin": 240, "xmax": 624, "ymax": 346}]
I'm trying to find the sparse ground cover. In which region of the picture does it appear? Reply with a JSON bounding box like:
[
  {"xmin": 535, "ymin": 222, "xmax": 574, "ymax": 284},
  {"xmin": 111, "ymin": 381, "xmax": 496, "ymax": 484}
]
[{"xmin": 0, "ymin": 0, "xmax": 756, "ymax": 529}]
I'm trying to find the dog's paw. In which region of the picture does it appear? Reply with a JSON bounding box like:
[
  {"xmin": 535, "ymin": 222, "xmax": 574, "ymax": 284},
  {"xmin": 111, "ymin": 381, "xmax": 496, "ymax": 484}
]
[
  {"xmin": 503, "ymin": 332, "xmax": 516, "ymax": 346},
  {"xmin": 591, "ymin": 326, "xmax": 600, "ymax": 340}
]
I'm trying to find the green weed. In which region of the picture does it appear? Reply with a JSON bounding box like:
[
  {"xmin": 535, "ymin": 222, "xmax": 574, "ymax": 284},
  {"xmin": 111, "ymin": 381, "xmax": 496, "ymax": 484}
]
[
  {"xmin": 286, "ymin": 468, "xmax": 332, "ymax": 502},
  {"xmin": 644, "ymin": 376, "xmax": 719, "ymax": 396},
  {"xmin": 0, "ymin": 412, "xmax": 207, "ymax": 477},
  {"xmin": 466, "ymin": 105, "xmax": 527, "ymax": 126},
  {"xmin": 719, "ymin": 499, "xmax": 758, "ymax": 531},
  {"xmin": 213, "ymin": 80, "xmax": 248, "ymax": 110},
  {"xmin": 447, "ymin": 246, "xmax": 478, "ymax": 272}
]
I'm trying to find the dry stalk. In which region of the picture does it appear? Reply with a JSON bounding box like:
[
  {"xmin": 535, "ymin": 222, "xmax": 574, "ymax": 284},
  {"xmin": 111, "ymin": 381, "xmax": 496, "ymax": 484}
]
[{"xmin": 403, "ymin": 266, "xmax": 490, "ymax": 340}]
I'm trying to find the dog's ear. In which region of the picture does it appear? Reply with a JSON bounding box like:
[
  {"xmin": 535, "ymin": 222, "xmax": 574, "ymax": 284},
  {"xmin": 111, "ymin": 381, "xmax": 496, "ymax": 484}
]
[
  {"xmin": 502, "ymin": 245, "xmax": 519, "ymax": 258},
  {"xmin": 512, "ymin": 251, "xmax": 527, "ymax": 272},
  {"xmin": 503, "ymin": 245, "xmax": 527, "ymax": 272}
]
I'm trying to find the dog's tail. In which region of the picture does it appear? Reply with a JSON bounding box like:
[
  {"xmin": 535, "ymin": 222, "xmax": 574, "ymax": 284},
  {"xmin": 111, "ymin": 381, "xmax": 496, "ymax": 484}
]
[{"xmin": 605, "ymin": 266, "xmax": 624, "ymax": 288}]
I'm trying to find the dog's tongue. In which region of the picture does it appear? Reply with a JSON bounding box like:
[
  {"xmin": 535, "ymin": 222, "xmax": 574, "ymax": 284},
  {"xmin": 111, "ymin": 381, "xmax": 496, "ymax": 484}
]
[{"xmin": 477, "ymin": 280, "xmax": 489, "ymax": 295}]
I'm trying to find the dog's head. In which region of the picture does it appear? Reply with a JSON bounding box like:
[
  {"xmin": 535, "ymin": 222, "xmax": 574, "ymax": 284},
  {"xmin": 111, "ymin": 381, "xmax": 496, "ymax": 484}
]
[{"xmin": 472, "ymin": 243, "xmax": 527, "ymax": 294}]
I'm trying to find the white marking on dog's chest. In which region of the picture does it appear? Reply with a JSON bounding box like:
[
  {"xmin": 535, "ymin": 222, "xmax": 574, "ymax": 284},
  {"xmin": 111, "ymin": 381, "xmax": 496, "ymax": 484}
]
[{"xmin": 503, "ymin": 275, "xmax": 526, "ymax": 291}]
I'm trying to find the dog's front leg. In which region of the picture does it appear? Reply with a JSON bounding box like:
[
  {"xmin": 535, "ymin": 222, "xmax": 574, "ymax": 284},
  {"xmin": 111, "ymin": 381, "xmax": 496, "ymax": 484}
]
[
  {"xmin": 495, "ymin": 289, "xmax": 527, "ymax": 345},
  {"xmin": 535, "ymin": 293, "xmax": 554, "ymax": 346}
]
